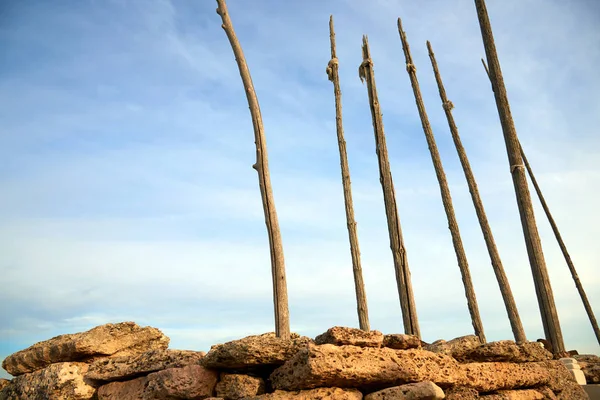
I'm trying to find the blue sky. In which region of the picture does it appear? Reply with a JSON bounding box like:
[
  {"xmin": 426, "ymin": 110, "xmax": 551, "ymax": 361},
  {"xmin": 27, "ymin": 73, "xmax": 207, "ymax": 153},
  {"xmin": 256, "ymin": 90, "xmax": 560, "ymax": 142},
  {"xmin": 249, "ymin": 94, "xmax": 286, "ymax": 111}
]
[{"xmin": 1, "ymin": 0, "xmax": 599, "ymax": 378}]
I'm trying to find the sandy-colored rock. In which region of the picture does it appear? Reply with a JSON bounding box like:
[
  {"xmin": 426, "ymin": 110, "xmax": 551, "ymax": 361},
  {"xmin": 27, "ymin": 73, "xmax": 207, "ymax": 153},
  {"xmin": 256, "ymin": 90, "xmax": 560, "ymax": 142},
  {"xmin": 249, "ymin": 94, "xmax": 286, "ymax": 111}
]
[
  {"xmin": 364, "ymin": 381, "xmax": 444, "ymax": 399},
  {"xmin": 145, "ymin": 364, "xmax": 218, "ymax": 399},
  {"xmin": 87, "ymin": 348, "xmax": 205, "ymax": 382},
  {"xmin": 0, "ymin": 380, "xmax": 9, "ymax": 392},
  {"xmin": 215, "ymin": 373, "xmax": 264, "ymax": 399},
  {"xmin": 460, "ymin": 362, "xmax": 551, "ymax": 392},
  {"xmin": 444, "ymin": 387, "xmax": 479, "ymax": 400},
  {"xmin": 479, "ymin": 389, "xmax": 545, "ymax": 399},
  {"xmin": 202, "ymin": 332, "xmax": 312, "ymax": 370},
  {"xmin": 0, "ymin": 362, "xmax": 96, "ymax": 400},
  {"xmin": 270, "ymin": 344, "xmax": 463, "ymax": 391},
  {"xmin": 574, "ymin": 354, "xmax": 600, "ymax": 383},
  {"xmin": 425, "ymin": 336, "xmax": 482, "ymax": 360},
  {"xmin": 244, "ymin": 387, "xmax": 363, "ymax": 399},
  {"xmin": 465, "ymin": 341, "xmax": 552, "ymax": 363},
  {"xmin": 383, "ymin": 334, "xmax": 422, "ymax": 350},
  {"xmin": 315, "ymin": 327, "xmax": 383, "ymax": 348},
  {"xmin": 2, "ymin": 322, "xmax": 169, "ymax": 376},
  {"xmin": 97, "ymin": 376, "xmax": 147, "ymax": 400},
  {"xmin": 554, "ymin": 381, "xmax": 588, "ymax": 400}
]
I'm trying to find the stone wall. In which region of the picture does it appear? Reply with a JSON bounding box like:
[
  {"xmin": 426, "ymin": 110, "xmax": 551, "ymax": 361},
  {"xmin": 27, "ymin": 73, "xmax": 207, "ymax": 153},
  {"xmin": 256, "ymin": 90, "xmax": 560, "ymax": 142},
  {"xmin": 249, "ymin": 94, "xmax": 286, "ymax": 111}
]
[{"xmin": 0, "ymin": 323, "xmax": 594, "ymax": 399}]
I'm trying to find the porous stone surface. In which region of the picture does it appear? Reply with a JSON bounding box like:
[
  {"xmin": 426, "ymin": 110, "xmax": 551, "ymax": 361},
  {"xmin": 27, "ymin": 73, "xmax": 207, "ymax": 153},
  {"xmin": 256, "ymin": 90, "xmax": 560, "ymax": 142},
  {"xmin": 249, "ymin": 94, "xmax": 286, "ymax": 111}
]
[
  {"xmin": 244, "ymin": 387, "xmax": 363, "ymax": 399},
  {"xmin": 479, "ymin": 389, "xmax": 545, "ymax": 399},
  {"xmin": 215, "ymin": 373, "xmax": 265, "ymax": 399},
  {"xmin": 201, "ymin": 332, "xmax": 312, "ymax": 370},
  {"xmin": 383, "ymin": 334, "xmax": 422, "ymax": 350},
  {"xmin": 444, "ymin": 387, "xmax": 479, "ymax": 400},
  {"xmin": 270, "ymin": 344, "xmax": 463, "ymax": 391},
  {"xmin": 425, "ymin": 336, "xmax": 482, "ymax": 360},
  {"xmin": 2, "ymin": 322, "xmax": 169, "ymax": 376},
  {"xmin": 364, "ymin": 381, "xmax": 444, "ymax": 399},
  {"xmin": 97, "ymin": 364, "xmax": 217, "ymax": 400},
  {"xmin": 460, "ymin": 361, "xmax": 551, "ymax": 392},
  {"xmin": 0, "ymin": 380, "xmax": 9, "ymax": 392},
  {"xmin": 315, "ymin": 326, "xmax": 383, "ymax": 348},
  {"xmin": 574, "ymin": 354, "xmax": 600, "ymax": 383},
  {"xmin": 464, "ymin": 341, "xmax": 552, "ymax": 363},
  {"xmin": 86, "ymin": 348, "xmax": 205, "ymax": 382},
  {"xmin": 0, "ymin": 362, "xmax": 96, "ymax": 400}
]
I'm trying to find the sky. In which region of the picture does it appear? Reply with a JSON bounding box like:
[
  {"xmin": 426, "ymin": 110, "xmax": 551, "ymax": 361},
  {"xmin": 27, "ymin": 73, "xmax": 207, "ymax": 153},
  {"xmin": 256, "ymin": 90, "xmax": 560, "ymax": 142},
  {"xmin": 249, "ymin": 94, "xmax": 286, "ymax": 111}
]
[{"xmin": 0, "ymin": 0, "xmax": 599, "ymax": 379}]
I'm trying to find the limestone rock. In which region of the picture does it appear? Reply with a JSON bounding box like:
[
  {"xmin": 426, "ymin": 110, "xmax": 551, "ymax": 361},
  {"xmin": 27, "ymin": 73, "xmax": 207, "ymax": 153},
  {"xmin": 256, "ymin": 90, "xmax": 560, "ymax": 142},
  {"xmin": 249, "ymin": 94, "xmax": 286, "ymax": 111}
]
[
  {"xmin": 270, "ymin": 344, "xmax": 464, "ymax": 391},
  {"xmin": 553, "ymin": 381, "xmax": 588, "ymax": 400},
  {"xmin": 574, "ymin": 354, "xmax": 600, "ymax": 383},
  {"xmin": 315, "ymin": 327, "xmax": 383, "ymax": 348},
  {"xmin": 460, "ymin": 362, "xmax": 551, "ymax": 392},
  {"xmin": 444, "ymin": 387, "xmax": 479, "ymax": 400},
  {"xmin": 0, "ymin": 362, "xmax": 96, "ymax": 400},
  {"xmin": 145, "ymin": 364, "xmax": 218, "ymax": 399},
  {"xmin": 201, "ymin": 332, "xmax": 312, "ymax": 370},
  {"xmin": 479, "ymin": 389, "xmax": 545, "ymax": 399},
  {"xmin": 383, "ymin": 334, "xmax": 422, "ymax": 350},
  {"xmin": 464, "ymin": 341, "xmax": 552, "ymax": 363},
  {"xmin": 215, "ymin": 373, "xmax": 264, "ymax": 399},
  {"xmin": 364, "ymin": 381, "xmax": 444, "ymax": 399},
  {"xmin": 97, "ymin": 376, "xmax": 147, "ymax": 400},
  {"xmin": 86, "ymin": 348, "xmax": 205, "ymax": 382},
  {"xmin": 2, "ymin": 322, "xmax": 169, "ymax": 376},
  {"xmin": 425, "ymin": 336, "xmax": 482, "ymax": 360},
  {"xmin": 244, "ymin": 387, "xmax": 363, "ymax": 399},
  {"xmin": 0, "ymin": 380, "xmax": 9, "ymax": 392}
]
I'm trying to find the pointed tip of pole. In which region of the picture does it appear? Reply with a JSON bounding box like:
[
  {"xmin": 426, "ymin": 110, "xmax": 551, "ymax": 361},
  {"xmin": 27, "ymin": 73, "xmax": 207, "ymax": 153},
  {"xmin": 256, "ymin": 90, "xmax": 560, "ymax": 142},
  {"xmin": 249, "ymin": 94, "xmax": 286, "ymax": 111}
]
[
  {"xmin": 329, "ymin": 14, "xmax": 333, "ymax": 23},
  {"xmin": 362, "ymin": 34, "xmax": 368, "ymax": 46},
  {"xmin": 426, "ymin": 40, "xmax": 433, "ymax": 52}
]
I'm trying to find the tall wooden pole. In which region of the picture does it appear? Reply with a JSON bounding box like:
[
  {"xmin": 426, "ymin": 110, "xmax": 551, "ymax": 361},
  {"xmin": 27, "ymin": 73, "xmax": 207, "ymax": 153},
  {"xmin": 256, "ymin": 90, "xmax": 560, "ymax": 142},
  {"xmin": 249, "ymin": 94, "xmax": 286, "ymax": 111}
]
[
  {"xmin": 327, "ymin": 16, "xmax": 370, "ymax": 331},
  {"xmin": 473, "ymin": 0, "xmax": 565, "ymax": 353},
  {"xmin": 427, "ymin": 42, "xmax": 526, "ymax": 344},
  {"xmin": 359, "ymin": 36, "xmax": 420, "ymax": 337},
  {"xmin": 519, "ymin": 145, "xmax": 600, "ymax": 345},
  {"xmin": 397, "ymin": 20, "xmax": 485, "ymax": 343},
  {"xmin": 216, "ymin": 0, "xmax": 290, "ymax": 339}
]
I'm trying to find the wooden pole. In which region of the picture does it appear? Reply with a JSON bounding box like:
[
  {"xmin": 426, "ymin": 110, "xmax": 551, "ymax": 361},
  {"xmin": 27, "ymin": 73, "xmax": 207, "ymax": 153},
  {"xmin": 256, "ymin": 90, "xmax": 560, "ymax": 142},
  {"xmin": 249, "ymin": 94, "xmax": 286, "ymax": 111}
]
[
  {"xmin": 519, "ymin": 145, "xmax": 600, "ymax": 345},
  {"xmin": 359, "ymin": 35, "xmax": 420, "ymax": 337},
  {"xmin": 216, "ymin": 0, "xmax": 290, "ymax": 339},
  {"xmin": 426, "ymin": 42, "xmax": 527, "ymax": 344},
  {"xmin": 327, "ymin": 16, "xmax": 370, "ymax": 331},
  {"xmin": 473, "ymin": 0, "xmax": 565, "ymax": 353},
  {"xmin": 397, "ymin": 19, "xmax": 485, "ymax": 343}
]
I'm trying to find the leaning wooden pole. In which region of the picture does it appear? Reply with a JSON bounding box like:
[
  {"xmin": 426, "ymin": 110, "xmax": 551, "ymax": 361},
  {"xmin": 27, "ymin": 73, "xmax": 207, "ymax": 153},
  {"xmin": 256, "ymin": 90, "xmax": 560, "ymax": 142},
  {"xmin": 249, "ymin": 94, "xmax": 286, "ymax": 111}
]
[
  {"xmin": 216, "ymin": 0, "xmax": 290, "ymax": 339},
  {"xmin": 359, "ymin": 35, "xmax": 420, "ymax": 337},
  {"xmin": 520, "ymin": 146, "xmax": 600, "ymax": 345},
  {"xmin": 327, "ymin": 16, "xmax": 370, "ymax": 331},
  {"xmin": 474, "ymin": 0, "xmax": 565, "ymax": 353},
  {"xmin": 397, "ymin": 19, "xmax": 485, "ymax": 343},
  {"xmin": 427, "ymin": 42, "xmax": 527, "ymax": 344}
]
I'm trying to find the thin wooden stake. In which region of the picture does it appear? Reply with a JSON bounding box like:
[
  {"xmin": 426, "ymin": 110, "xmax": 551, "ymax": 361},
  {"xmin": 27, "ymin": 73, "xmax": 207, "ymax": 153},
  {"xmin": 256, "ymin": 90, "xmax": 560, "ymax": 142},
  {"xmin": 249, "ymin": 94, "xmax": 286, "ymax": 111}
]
[
  {"xmin": 397, "ymin": 19, "xmax": 485, "ymax": 343},
  {"xmin": 327, "ymin": 16, "xmax": 370, "ymax": 331},
  {"xmin": 474, "ymin": 0, "xmax": 565, "ymax": 353},
  {"xmin": 359, "ymin": 35, "xmax": 420, "ymax": 337},
  {"xmin": 216, "ymin": 0, "xmax": 290, "ymax": 339},
  {"xmin": 428, "ymin": 41, "xmax": 527, "ymax": 343}
]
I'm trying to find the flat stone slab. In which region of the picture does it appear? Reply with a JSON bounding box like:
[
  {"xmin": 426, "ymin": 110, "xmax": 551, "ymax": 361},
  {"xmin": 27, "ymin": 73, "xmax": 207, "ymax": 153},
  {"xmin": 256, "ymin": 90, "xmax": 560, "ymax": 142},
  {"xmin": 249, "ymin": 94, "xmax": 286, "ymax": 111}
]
[
  {"xmin": 479, "ymin": 389, "xmax": 546, "ymax": 399},
  {"xmin": 270, "ymin": 344, "xmax": 463, "ymax": 391},
  {"xmin": 464, "ymin": 340, "xmax": 552, "ymax": 363},
  {"xmin": 201, "ymin": 332, "xmax": 312, "ymax": 370},
  {"xmin": 364, "ymin": 381, "xmax": 444, "ymax": 399},
  {"xmin": 315, "ymin": 327, "xmax": 383, "ymax": 348},
  {"xmin": 244, "ymin": 387, "xmax": 363, "ymax": 399},
  {"xmin": 2, "ymin": 322, "xmax": 169, "ymax": 376},
  {"xmin": 382, "ymin": 334, "xmax": 422, "ymax": 350},
  {"xmin": 425, "ymin": 335, "xmax": 482, "ymax": 360},
  {"xmin": 86, "ymin": 348, "xmax": 205, "ymax": 382},
  {"xmin": 0, "ymin": 362, "xmax": 96, "ymax": 400},
  {"xmin": 97, "ymin": 364, "xmax": 217, "ymax": 400}
]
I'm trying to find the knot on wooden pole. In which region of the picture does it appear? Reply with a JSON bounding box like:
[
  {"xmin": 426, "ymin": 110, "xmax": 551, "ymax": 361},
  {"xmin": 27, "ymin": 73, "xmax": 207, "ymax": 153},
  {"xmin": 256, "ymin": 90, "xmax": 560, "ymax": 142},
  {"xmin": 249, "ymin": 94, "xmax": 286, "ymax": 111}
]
[
  {"xmin": 358, "ymin": 59, "xmax": 372, "ymax": 83},
  {"xmin": 326, "ymin": 58, "xmax": 339, "ymax": 82},
  {"xmin": 510, "ymin": 164, "xmax": 525, "ymax": 174},
  {"xmin": 406, "ymin": 63, "xmax": 416, "ymax": 73},
  {"xmin": 443, "ymin": 100, "xmax": 454, "ymax": 111}
]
